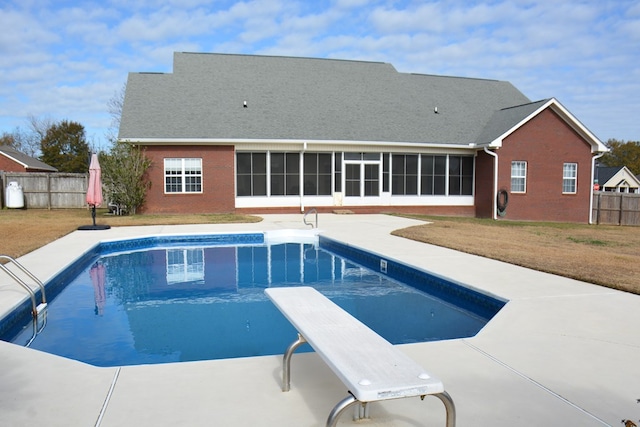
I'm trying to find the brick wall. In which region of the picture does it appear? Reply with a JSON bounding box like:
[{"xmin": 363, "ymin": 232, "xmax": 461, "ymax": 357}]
[
  {"xmin": 0, "ymin": 155, "xmax": 25, "ymax": 172},
  {"xmin": 140, "ymin": 145, "xmax": 236, "ymax": 214},
  {"xmin": 496, "ymin": 108, "xmax": 594, "ymax": 223}
]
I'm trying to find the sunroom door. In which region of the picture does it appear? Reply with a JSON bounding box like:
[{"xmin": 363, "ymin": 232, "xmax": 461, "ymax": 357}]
[{"xmin": 345, "ymin": 163, "xmax": 379, "ymax": 197}]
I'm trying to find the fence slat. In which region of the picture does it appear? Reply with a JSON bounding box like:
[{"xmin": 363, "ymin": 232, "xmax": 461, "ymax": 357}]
[
  {"xmin": 593, "ymin": 191, "xmax": 640, "ymax": 226},
  {"xmin": 1, "ymin": 172, "xmax": 88, "ymax": 209}
]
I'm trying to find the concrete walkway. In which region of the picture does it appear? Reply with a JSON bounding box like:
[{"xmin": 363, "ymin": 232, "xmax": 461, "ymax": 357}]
[{"xmin": 1, "ymin": 214, "xmax": 639, "ymax": 426}]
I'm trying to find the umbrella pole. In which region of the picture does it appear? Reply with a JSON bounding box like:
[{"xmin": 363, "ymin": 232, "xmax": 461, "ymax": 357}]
[{"xmin": 91, "ymin": 204, "xmax": 97, "ymax": 227}]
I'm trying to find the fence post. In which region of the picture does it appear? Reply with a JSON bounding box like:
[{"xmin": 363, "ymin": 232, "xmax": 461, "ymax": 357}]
[
  {"xmin": 618, "ymin": 193, "xmax": 624, "ymax": 226},
  {"xmin": 0, "ymin": 171, "xmax": 4, "ymax": 209}
]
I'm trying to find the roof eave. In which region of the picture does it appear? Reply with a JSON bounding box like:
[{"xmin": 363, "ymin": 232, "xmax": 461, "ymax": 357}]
[
  {"xmin": 121, "ymin": 137, "xmax": 477, "ymax": 151},
  {"xmin": 0, "ymin": 151, "xmax": 29, "ymax": 168}
]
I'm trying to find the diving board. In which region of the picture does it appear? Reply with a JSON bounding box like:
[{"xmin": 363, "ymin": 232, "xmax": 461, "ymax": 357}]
[{"xmin": 265, "ymin": 286, "xmax": 456, "ymax": 427}]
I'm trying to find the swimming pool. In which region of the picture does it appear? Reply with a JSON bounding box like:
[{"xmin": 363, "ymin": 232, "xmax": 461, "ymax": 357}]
[{"xmin": 1, "ymin": 232, "xmax": 505, "ymax": 367}]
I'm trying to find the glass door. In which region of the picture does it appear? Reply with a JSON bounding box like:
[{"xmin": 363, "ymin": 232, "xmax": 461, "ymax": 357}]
[{"xmin": 345, "ymin": 163, "xmax": 380, "ymax": 197}]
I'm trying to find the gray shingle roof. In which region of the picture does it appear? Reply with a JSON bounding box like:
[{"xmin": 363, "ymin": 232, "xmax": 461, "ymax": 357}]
[
  {"xmin": 119, "ymin": 52, "xmax": 531, "ymax": 145},
  {"xmin": 0, "ymin": 145, "xmax": 58, "ymax": 172},
  {"xmin": 474, "ymin": 99, "xmax": 550, "ymax": 145}
]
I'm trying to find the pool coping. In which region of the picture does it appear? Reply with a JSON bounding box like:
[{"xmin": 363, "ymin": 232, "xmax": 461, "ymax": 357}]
[{"xmin": 1, "ymin": 214, "xmax": 639, "ymax": 426}]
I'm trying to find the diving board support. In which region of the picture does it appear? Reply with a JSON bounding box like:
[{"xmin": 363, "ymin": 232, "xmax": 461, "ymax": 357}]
[
  {"xmin": 266, "ymin": 286, "xmax": 456, "ymax": 427},
  {"xmin": 282, "ymin": 333, "xmax": 307, "ymax": 392}
]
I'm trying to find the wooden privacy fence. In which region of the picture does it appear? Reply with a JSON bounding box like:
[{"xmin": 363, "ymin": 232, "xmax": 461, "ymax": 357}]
[
  {"xmin": 1, "ymin": 172, "xmax": 88, "ymax": 209},
  {"xmin": 592, "ymin": 191, "xmax": 640, "ymax": 226}
]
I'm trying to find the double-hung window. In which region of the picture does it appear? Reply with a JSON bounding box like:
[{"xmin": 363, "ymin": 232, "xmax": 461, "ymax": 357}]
[
  {"xmin": 166, "ymin": 249, "xmax": 204, "ymax": 285},
  {"xmin": 511, "ymin": 161, "xmax": 527, "ymax": 193},
  {"xmin": 563, "ymin": 163, "xmax": 577, "ymax": 193},
  {"xmin": 164, "ymin": 158, "xmax": 202, "ymax": 193}
]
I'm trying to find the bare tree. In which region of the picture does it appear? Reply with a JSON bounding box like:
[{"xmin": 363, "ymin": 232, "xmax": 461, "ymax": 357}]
[
  {"xmin": 25, "ymin": 115, "xmax": 55, "ymax": 157},
  {"xmin": 106, "ymin": 83, "xmax": 126, "ymax": 145}
]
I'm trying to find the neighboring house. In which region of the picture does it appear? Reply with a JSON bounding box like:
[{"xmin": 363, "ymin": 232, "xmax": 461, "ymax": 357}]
[
  {"xmin": 594, "ymin": 165, "xmax": 640, "ymax": 193},
  {"xmin": 0, "ymin": 146, "xmax": 58, "ymax": 173},
  {"xmin": 119, "ymin": 52, "xmax": 608, "ymax": 223}
]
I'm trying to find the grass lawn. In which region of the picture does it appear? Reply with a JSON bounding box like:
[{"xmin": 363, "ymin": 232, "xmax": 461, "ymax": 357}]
[
  {"xmin": 392, "ymin": 214, "xmax": 640, "ymax": 295},
  {"xmin": 1, "ymin": 209, "xmax": 638, "ymax": 295},
  {"xmin": 0, "ymin": 208, "xmax": 261, "ymax": 261}
]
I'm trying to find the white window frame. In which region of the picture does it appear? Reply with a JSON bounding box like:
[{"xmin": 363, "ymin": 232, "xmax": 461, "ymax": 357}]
[
  {"xmin": 164, "ymin": 158, "xmax": 203, "ymax": 194},
  {"xmin": 166, "ymin": 249, "xmax": 204, "ymax": 284},
  {"xmin": 562, "ymin": 163, "xmax": 578, "ymax": 194},
  {"xmin": 511, "ymin": 161, "xmax": 527, "ymax": 193}
]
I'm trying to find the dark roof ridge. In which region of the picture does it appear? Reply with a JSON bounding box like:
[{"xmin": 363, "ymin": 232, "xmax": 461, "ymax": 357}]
[
  {"xmin": 177, "ymin": 51, "xmax": 391, "ymax": 67},
  {"xmin": 408, "ymin": 72, "xmax": 502, "ymax": 82},
  {"xmin": 499, "ymin": 99, "xmax": 551, "ymax": 111}
]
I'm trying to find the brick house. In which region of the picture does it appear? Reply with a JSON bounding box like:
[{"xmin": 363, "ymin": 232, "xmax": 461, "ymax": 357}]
[
  {"xmin": 119, "ymin": 52, "xmax": 607, "ymax": 222},
  {"xmin": 0, "ymin": 146, "xmax": 57, "ymax": 173},
  {"xmin": 594, "ymin": 165, "xmax": 640, "ymax": 193}
]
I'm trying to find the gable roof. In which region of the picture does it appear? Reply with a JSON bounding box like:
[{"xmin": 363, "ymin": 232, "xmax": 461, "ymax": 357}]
[
  {"xmin": 475, "ymin": 98, "xmax": 607, "ymax": 153},
  {"xmin": 474, "ymin": 99, "xmax": 549, "ymax": 145},
  {"xmin": 596, "ymin": 165, "xmax": 640, "ymax": 188},
  {"xmin": 0, "ymin": 145, "xmax": 58, "ymax": 172},
  {"xmin": 119, "ymin": 52, "xmax": 531, "ymax": 146}
]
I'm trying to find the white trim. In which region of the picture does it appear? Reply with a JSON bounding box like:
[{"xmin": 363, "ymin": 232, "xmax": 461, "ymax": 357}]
[
  {"xmin": 125, "ymin": 137, "xmax": 476, "ymax": 152},
  {"xmin": 163, "ymin": 157, "xmax": 203, "ymax": 194},
  {"xmin": 235, "ymin": 194, "xmax": 474, "ymax": 208},
  {"xmin": 0, "ymin": 151, "xmax": 29, "ymax": 168},
  {"xmin": 562, "ymin": 162, "xmax": 578, "ymax": 194},
  {"xmin": 510, "ymin": 161, "xmax": 527, "ymax": 193},
  {"xmin": 483, "ymin": 147, "xmax": 499, "ymax": 220}
]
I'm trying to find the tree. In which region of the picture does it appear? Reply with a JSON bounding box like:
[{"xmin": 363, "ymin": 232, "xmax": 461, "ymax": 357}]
[
  {"xmin": 0, "ymin": 131, "xmax": 17, "ymax": 147},
  {"xmin": 106, "ymin": 83, "xmax": 126, "ymax": 145},
  {"xmin": 99, "ymin": 81, "xmax": 152, "ymax": 215},
  {"xmin": 40, "ymin": 120, "xmax": 91, "ymax": 173},
  {"xmin": 1, "ymin": 125, "xmax": 40, "ymax": 157},
  {"xmin": 100, "ymin": 140, "xmax": 152, "ymax": 215},
  {"xmin": 600, "ymin": 139, "xmax": 640, "ymax": 175}
]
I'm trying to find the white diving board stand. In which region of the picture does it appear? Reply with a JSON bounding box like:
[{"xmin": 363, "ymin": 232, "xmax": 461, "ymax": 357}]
[{"xmin": 265, "ymin": 286, "xmax": 456, "ymax": 427}]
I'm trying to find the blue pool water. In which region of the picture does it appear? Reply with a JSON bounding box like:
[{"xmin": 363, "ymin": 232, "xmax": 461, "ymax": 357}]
[{"xmin": 1, "ymin": 233, "xmax": 504, "ymax": 367}]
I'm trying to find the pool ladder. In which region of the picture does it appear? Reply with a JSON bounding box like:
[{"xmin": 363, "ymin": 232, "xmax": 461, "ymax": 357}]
[
  {"xmin": 0, "ymin": 255, "xmax": 48, "ymax": 346},
  {"xmin": 303, "ymin": 208, "xmax": 318, "ymax": 228}
]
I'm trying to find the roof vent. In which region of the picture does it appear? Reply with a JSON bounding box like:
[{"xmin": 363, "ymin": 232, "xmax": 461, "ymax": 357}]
[
  {"xmin": 243, "ymin": 101, "xmax": 248, "ymax": 108},
  {"xmin": 434, "ymin": 107, "xmax": 439, "ymax": 114}
]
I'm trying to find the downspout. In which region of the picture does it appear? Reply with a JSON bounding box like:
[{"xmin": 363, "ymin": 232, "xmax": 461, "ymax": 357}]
[
  {"xmin": 300, "ymin": 142, "xmax": 306, "ymax": 213},
  {"xmin": 484, "ymin": 147, "xmax": 499, "ymax": 220},
  {"xmin": 589, "ymin": 152, "xmax": 606, "ymax": 224}
]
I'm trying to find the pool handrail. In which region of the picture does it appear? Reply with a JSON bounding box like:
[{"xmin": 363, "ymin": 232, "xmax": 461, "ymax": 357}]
[
  {"xmin": 303, "ymin": 207, "xmax": 318, "ymax": 228},
  {"xmin": 0, "ymin": 255, "xmax": 47, "ymax": 317}
]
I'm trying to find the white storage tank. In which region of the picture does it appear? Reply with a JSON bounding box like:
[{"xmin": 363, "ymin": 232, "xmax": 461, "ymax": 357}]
[{"xmin": 5, "ymin": 181, "xmax": 25, "ymax": 208}]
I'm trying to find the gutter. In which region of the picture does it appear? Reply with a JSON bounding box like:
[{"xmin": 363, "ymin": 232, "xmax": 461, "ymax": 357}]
[
  {"xmin": 483, "ymin": 147, "xmax": 499, "ymax": 220},
  {"xmin": 589, "ymin": 152, "xmax": 606, "ymax": 224},
  {"xmin": 300, "ymin": 142, "xmax": 306, "ymax": 213}
]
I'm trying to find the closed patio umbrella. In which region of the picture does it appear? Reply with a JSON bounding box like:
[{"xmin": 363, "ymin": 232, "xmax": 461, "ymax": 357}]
[
  {"xmin": 90, "ymin": 262, "xmax": 107, "ymax": 315},
  {"xmin": 79, "ymin": 153, "xmax": 111, "ymax": 230}
]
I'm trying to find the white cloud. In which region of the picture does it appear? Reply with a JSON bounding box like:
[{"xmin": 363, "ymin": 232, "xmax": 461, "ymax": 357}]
[{"xmin": 0, "ymin": 0, "xmax": 638, "ymax": 146}]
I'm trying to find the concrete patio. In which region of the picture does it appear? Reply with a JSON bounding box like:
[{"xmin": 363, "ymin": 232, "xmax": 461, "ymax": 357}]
[{"xmin": 1, "ymin": 214, "xmax": 639, "ymax": 426}]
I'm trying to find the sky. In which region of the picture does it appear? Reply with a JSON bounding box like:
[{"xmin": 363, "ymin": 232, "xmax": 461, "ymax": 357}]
[{"xmin": 1, "ymin": 0, "xmax": 639, "ymax": 151}]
